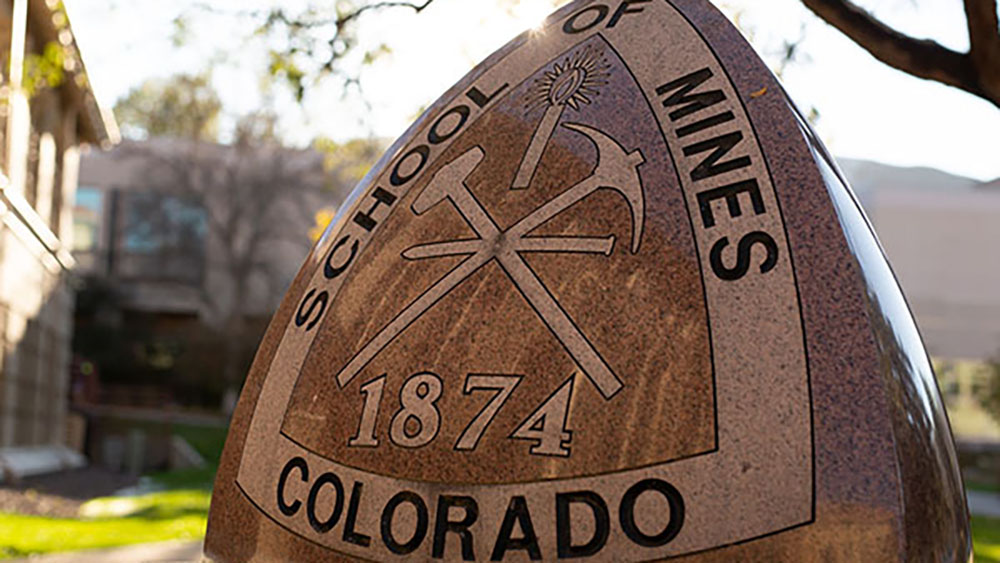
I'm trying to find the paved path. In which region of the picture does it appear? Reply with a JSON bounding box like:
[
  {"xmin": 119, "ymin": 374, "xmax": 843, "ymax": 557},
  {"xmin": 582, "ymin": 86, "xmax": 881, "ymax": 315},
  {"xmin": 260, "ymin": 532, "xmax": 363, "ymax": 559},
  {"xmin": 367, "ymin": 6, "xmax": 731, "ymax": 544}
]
[
  {"xmin": 10, "ymin": 540, "xmax": 203, "ymax": 563},
  {"xmin": 968, "ymin": 490, "xmax": 1000, "ymax": 519}
]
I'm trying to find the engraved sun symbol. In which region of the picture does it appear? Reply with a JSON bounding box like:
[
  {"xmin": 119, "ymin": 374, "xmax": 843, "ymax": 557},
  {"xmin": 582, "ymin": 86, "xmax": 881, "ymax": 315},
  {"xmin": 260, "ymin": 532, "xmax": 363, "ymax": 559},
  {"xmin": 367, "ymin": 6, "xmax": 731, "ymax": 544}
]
[{"xmin": 526, "ymin": 44, "xmax": 611, "ymax": 112}]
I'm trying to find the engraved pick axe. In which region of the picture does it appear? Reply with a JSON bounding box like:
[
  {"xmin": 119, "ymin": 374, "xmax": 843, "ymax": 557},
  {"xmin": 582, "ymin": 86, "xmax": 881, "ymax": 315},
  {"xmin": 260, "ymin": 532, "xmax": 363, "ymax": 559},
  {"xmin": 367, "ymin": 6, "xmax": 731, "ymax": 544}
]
[
  {"xmin": 335, "ymin": 149, "xmax": 496, "ymax": 389},
  {"xmin": 508, "ymin": 123, "xmax": 645, "ymax": 254}
]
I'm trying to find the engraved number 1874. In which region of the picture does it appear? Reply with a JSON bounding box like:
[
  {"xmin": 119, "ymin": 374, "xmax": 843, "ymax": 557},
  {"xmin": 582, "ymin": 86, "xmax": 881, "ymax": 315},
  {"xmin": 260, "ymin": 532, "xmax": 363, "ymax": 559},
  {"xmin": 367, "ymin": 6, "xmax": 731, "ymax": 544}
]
[{"xmin": 347, "ymin": 371, "xmax": 576, "ymax": 457}]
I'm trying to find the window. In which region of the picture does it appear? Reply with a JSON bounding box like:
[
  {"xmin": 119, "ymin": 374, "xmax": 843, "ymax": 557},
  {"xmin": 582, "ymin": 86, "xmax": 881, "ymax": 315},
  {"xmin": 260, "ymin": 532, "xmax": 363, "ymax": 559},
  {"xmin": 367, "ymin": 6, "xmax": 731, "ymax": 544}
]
[
  {"xmin": 122, "ymin": 192, "xmax": 206, "ymax": 254},
  {"xmin": 116, "ymin": 191, "xmax": 207, "ymax": 283},
  {"xmin": 73, "ymin": 186, "xmax": 104, "ymax": 252}
]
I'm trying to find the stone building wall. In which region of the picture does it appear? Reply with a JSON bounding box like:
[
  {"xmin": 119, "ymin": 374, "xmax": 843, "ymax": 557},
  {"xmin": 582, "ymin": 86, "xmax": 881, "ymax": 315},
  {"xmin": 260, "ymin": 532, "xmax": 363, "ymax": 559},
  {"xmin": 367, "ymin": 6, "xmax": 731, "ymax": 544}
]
[
  {"xmin": 0, "ymin": 0, "xmax": 116, "ymax": 476},
  {"xmin": 0, "ymin": 222, "xmax": 74, "ymax": 448}
]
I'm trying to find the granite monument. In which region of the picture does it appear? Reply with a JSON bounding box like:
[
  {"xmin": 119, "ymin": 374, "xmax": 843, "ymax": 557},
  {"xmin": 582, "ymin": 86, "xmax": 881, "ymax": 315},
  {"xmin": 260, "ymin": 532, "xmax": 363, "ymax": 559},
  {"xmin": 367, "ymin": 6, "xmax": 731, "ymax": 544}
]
[{"xmin": 205, "ymin": 1, "xmax": 972, "ymax": 560}]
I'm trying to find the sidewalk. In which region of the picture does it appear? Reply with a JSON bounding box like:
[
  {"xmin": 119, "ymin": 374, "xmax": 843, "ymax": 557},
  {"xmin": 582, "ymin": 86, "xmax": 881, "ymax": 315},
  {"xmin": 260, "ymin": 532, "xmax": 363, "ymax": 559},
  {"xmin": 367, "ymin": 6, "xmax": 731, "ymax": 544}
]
[
  {"xmin": 968, "ymin": 490, "xmax": 1000, "ymax": 519},
  {"xmin": 9, "ymin": 540, "xmax": 203, "ymax": 563}
]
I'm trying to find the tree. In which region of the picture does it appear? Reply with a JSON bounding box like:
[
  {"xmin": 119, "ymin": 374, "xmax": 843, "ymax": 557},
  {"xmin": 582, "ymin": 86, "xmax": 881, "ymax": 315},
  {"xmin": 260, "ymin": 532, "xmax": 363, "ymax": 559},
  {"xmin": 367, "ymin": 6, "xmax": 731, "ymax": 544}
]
[
  {"xmin": 194, "ymin": 0, "xmax": 998, "ymax": 109},
  {"xmin": 110, "ymin": 125, "xmax": 385, "ymax": 394},
  {"xmin": 113, "ymin": 72, "xmax": 223, "ymax": 140},
  {"xmin": 313, "ymin": 136, "xmax": 384, "ymax": 188},
  {"xmin": 206, "ymin": 1, "xmax": 435, "ymax": 101},
  {"xmin": 117, "ymin": 136, "xmax": 331, "ymax": 391},
  {"xmin": 307, "ymin": 136, "xmax": 387, "ymax": 240},
  {"xmin": 97, "ymin": 72, "xmax": 387, "ymax": 406},
  {"xmin": 187, "ymin": 0, "xmax": 562, "ymax": 102},
  {"xmin": 801, "ymin": 0, "xmax": 1000, "ymax": 109}
]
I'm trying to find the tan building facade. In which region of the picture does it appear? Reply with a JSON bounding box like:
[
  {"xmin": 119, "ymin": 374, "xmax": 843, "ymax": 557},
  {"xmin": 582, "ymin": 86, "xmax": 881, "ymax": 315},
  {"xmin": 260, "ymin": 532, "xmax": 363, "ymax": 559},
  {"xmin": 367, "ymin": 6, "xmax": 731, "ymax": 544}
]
[
  {"xmin": 76, "ymin": 139, "xmax": 330, "ymax": 324},
  {"xmin": 841, "ymin": 159, "xmax": 1000, "ymax": 361},
  {"xmin": 74, "ymin": 138, "xmax": 338, "ymax": 415},
  {"xmin": 841, "ymin": 158, "xmax": 1000, "ymax": 440},
  {"xmin": 0, "ymin": 0, "xmax": 116, "ymax": 477}
]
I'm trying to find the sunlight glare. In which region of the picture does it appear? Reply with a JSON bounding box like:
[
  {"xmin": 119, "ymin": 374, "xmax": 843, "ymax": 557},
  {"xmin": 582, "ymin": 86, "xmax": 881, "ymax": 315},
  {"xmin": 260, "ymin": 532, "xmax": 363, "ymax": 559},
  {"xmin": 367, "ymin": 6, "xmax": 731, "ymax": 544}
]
[{"xmin": 510, "ymin": 0, "xmax": 553, "ymax": 32}]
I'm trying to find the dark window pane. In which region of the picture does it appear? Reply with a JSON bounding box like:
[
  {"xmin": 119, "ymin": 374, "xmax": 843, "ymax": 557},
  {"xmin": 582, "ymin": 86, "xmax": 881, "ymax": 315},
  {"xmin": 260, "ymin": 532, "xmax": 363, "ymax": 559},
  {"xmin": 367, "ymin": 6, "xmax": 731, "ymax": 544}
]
[{"xmin": 117, "ymin": 191, "xmax": 206, "ymax": 284}]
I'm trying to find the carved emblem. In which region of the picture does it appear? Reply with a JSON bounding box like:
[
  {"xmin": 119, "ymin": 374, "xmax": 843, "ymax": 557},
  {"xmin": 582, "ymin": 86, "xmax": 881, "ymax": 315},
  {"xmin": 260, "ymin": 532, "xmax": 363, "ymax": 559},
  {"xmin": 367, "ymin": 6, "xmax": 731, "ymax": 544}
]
[
  {"xmin": 336, "ymin": 120, "xmax": 645, "ymax": 401},
  {"xmin": 223, "ymin": 7, "xmax": 814, "ymax": 558}
]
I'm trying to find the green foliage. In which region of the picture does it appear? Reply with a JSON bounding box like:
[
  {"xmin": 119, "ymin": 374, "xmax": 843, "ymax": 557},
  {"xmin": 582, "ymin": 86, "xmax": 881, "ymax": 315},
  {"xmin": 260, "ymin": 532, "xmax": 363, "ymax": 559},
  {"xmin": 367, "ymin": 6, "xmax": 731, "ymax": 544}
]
[
  {"xmin": 113, "ymin": 73, "xmax": 222, "ymax": 141},
  {"xmin": 180, "ymin": 1, "xmax": 571, "ymax": 103},
  {"xmin": 22, "ymin": 42, "xmax": 66, "ymax": 97},
  {"xmin": 306, "ymin": 136, "xmax": 384, "ymax": 239},
  {"xmin": 268, "ymin": 50, "xmax": 307, "ymax": 102},
  {"xmin": 973, "ymin": 516, "xmax": 1000, "ymax": 563},
  {"xmin": 242, "ymin": 1, "xmax": 425, "ymax": 101},
  {"xmin": 363, "ymin": 43, "xmax": 392, "ymax": 65},
  {"xmin": 171, "ymin": 14, "xmax": 192, "ymax": 48},
  {"xmin": 980, "ymin": 358, "xmax": 1000, "ymax": 427},
  {"xmin": 313, "ymin": 136, "xmax": 383, "ymax": 185}
]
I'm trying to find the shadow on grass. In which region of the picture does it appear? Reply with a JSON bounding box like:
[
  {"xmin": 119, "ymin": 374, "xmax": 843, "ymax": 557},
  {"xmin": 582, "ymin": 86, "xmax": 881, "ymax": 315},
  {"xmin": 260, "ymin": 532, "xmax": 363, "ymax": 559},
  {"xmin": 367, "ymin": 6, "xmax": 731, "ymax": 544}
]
[
  {"xmin": 968, "ymin": 479, "xmax": 1000, "ymax": 495},
  {"xmin": 0, "ymin": 419, "xmax": 229, "ymax": 559},
  {"xmin": 144, "ymin": 466, "xmax": 217, "ymax": 491}
]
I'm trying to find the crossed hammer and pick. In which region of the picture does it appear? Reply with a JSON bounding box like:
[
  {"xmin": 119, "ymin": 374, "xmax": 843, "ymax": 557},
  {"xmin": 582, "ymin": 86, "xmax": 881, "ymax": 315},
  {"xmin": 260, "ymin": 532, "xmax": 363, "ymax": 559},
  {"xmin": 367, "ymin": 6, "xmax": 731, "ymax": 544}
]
[{"xmin": 335, "ymin": 123, "xmax": 645, "ymax": 400}]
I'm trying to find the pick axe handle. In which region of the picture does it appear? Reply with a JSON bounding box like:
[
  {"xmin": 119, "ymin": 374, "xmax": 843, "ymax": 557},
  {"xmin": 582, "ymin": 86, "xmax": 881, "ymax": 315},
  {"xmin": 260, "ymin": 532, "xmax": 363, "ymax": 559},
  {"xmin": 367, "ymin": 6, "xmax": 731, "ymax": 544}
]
[
  {"xmin": 515, "ymin": 236, "xmax": 615, "ymax": 255},
  {"xmin": 508, "ymin": 176, "xmax": 600, "ymax": 238},
  {"xmin": 403, "ymin": 239, "xmax": 483, "ymax": 260},
  {"xmin": 512, "ymin": 104, "xmax": 565, "ymax": 190},
  {"xmin": 497, "ymin": 249, "xmax": 623, "ymax": 399},
  {"xmin": 335, "ymin": 251, "xmax": 493, "ymax": 388}
]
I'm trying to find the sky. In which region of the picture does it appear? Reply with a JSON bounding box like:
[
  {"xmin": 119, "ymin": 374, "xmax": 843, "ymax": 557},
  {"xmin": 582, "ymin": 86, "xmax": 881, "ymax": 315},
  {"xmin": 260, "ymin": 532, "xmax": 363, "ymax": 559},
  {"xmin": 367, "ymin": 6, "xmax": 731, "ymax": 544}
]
[{"xmin": 65, "ymin": 0, "xmax": 1000, "ymax": 182}]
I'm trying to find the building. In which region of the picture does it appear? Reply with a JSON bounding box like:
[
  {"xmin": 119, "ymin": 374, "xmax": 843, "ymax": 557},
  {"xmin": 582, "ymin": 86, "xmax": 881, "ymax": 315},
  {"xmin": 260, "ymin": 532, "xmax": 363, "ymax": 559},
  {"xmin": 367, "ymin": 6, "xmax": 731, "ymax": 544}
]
[
  {"xmin": 841, "ymin": 158, "xmax": 1000, "ymax": 362},
  {"xmin": 0, "ymin": 0, "xmax": 118, "ymax": 478},
  {"xmin": 75, "ymin": 148, "xmax": 999, "ymax": 441},
  {"xmin": 74, "ymin": 137, "xmax": 343, "ymax": 413},
  {"xmin": 840, "ymin": 158, "xmax": 1000, "ymax": 440}
]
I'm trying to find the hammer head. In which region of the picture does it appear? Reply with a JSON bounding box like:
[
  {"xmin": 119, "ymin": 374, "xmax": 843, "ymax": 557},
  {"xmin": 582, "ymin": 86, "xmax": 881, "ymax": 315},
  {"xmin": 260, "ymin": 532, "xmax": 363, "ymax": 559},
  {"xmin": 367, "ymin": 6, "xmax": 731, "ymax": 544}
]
[
  {"xmin": 412, "ymin": 147, "xmax": 485, "ymax": 215},
  {"xmin": 562, "ymin": 123, "xmax": 646, "ymax": 253}
]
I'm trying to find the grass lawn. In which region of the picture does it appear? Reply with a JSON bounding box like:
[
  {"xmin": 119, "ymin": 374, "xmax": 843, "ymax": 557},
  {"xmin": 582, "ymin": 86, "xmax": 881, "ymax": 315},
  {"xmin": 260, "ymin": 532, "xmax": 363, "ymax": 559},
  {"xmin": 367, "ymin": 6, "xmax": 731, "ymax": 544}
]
[
  {"xmin": 0, "ymin": 489, "xmax": 210, "ymax": 559},
  {"xmin": 975, "ymin": 516, "xmax": 1000, "ymax": 563},
  {"xmin": 0, "ymin": 422, "xmax": 226, "ymax": 559},
  {"xmin": 172, "ymin": 423, "xmax": 228, "ymax": 465},
  {"xmin": 968, "ymin": 479, "xmax": 1000, "ymax": 495},
  {"xmin": 0, "ymin": 420, "xmax": 996, "ymax": 560}
]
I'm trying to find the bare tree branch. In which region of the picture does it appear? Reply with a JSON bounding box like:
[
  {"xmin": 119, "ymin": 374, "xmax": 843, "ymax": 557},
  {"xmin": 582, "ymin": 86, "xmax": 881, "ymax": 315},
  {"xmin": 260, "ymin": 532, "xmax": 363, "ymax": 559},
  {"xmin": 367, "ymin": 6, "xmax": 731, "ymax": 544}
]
[
  {"xmin": 801, "ymin": 0, "xmax": 1000, "ymax": 107},
  {"xmin": 200, "ymin": 0, "xmax": 435, "ymax": 27},
  {"xmin": 318, "ymin": 2, "xmax": 434, "ymax": 73},
  {"xmin": 963, "ymin": 0, "xmax": 1000, "ymax": 100},
  {"xmin": 338, "ymin": 0, "xmax": 435, "ymax": 25}
]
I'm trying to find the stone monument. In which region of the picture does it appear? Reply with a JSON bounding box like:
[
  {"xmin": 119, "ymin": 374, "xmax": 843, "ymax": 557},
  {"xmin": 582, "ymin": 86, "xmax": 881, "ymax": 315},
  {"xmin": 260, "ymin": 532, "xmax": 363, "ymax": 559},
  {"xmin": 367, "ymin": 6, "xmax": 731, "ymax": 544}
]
[{"xmin": 205, "ymin": 0, "xmax": 972, "ymax": 560}]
